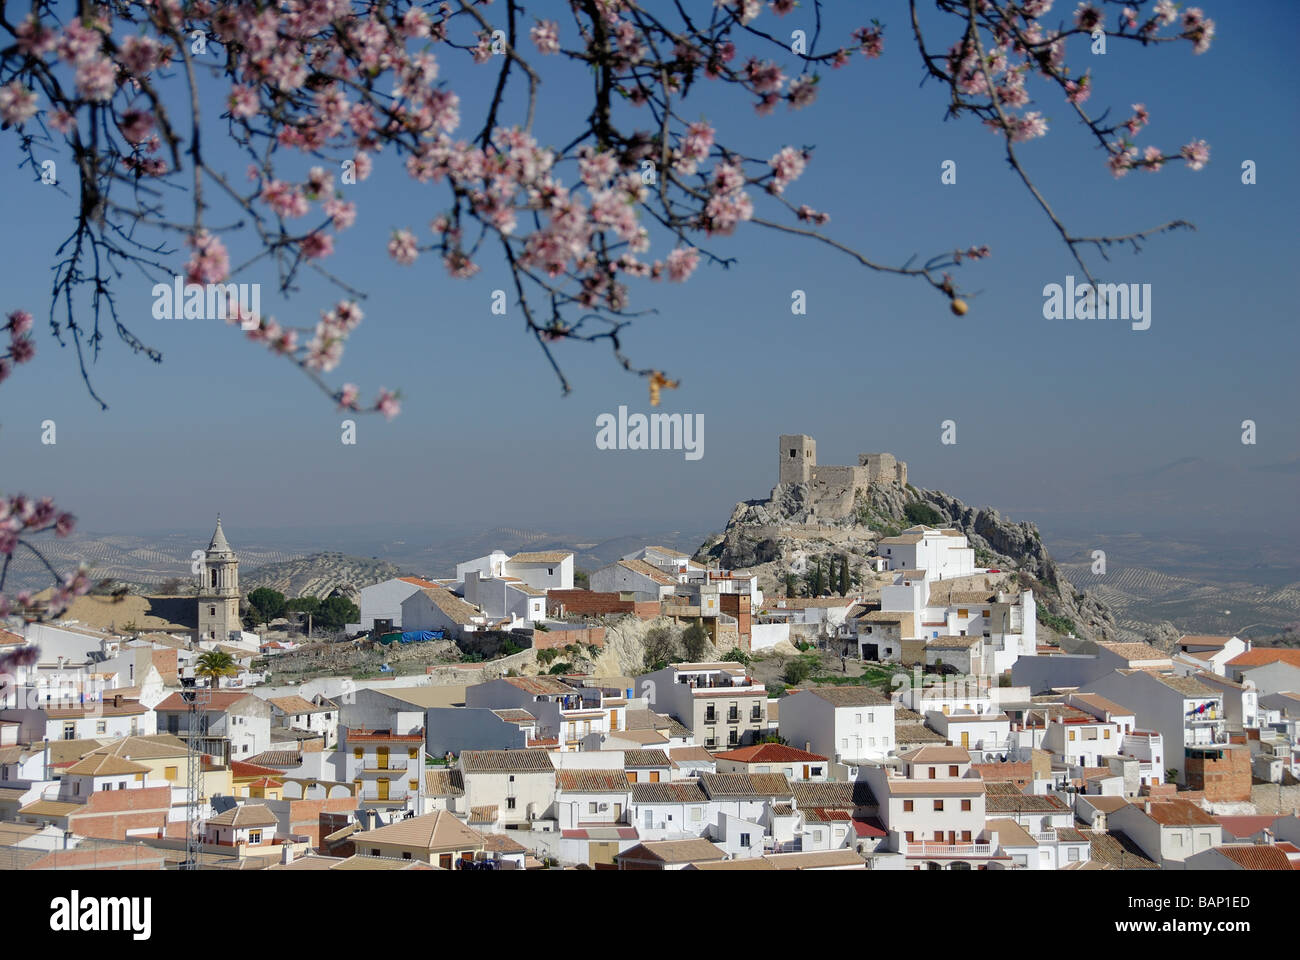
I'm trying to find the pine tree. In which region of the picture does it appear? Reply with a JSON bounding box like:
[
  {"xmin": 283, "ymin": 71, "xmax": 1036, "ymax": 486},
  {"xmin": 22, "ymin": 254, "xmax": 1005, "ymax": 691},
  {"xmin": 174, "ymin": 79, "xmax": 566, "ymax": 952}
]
[{"xmin": 839, "ymin": 555, "xmax": 851, "ymax": 595}]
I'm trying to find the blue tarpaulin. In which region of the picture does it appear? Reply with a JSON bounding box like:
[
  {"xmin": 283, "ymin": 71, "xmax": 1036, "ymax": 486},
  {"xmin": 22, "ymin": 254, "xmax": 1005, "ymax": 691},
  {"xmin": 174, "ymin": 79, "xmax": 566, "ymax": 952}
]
[{"xmin": 378, "ymin": 629, "xmax": 445, "ymax": 644}]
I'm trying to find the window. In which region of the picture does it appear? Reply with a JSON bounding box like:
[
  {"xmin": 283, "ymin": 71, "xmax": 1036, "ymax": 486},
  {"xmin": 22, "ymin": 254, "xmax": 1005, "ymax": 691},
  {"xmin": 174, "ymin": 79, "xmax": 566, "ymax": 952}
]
[
  {"xmin": 855, "ymin": 714, "xmax": 862, "ymax": 723},
  {"xmin": 249, "ymin": 830, "xmax": 262, "ymax": 844},
  {"xmin": 63, "ymin": 723, "xmax": 76, "ymax": 740},
  {"xmin": 588, "ymin": 803, "xmax": 598, "ymax": 815},
  {"xmin": 841, "ymin": 738, "xmax": 849, "ymax": 749},
  {"xmin": 506, "ymin": 798, "xmax": 516, "ymax": 810},
  {"xmin": 982, "ymin": 610, "xmax": 990, "ymax": 618},
  {"xmin": 354, "ymin": 747, "xmax": 363, "ymax": 759},
  {"xmin": 739, "ymin": 833, "xmax": 750, "ymax": 848},
  {"xmin": 867, "ymin": 712, "xmax": 874, "ymax": 723},
  {"xmin": 905, "ymin": 831, "xmax": 914, "ymax": 842},
  {"xmin": 408, "ymin": 779, "xmax": 418, "ymax": 790},
  {"xmin": 1171, "ymin": 833, "xmax": 1183, "ymax": 847},
  {"xmin": 903, "ymin": 800, "xmax": 914, "ymax": 812},
  {"xmin": 408, "ymin": 747, "xmax": 418, "ymax": 759},
  {"xmin": 164, "ymin": 766, "xmax": 178, "ymax": 781},
  {"xmin": 934, "ymin": 800, "xmax": 944, "ymax": 811},
  {"xmin": 1069, "ymin": 730, "xmax": 1076, "ymax": 741},
  {"xmin": 961, "ymin": 830, "xmax": 972, "ymax": 842},
  {"xmin": 948, "ymin": 765, "xmax": 958, "ymax": 777},
  {"xmin": 691, "ymin": 807, "xmax": 702, "ymax": 821},
  {"xmin": 547, "ymin": 568, "xmax": 554, "ymax": 575},
  {"xmin": 403, "ymin": 852, "xmax": 412, "ymax": 860},
  {"xmin": 95, "ymin": 720, "xmax": 107, "ymax": 735},
  {"xmin": 1067, "ymin": 847, "xmax": 1080, "ymax": 862},
  {"xmin": 961, "ymin": 799, "xmax": 971, "ymax": 811},
  {"xmin": 1104, "ymin": 729, "xmax": 1111, "ymax": 739}
]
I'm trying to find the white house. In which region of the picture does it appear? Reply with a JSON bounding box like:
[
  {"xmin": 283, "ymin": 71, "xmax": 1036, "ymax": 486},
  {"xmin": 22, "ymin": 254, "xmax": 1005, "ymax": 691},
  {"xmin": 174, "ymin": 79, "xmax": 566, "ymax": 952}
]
[
  {"xmin": 1107, "ymin": 798, "xmax": 1223, "ymax": 865},
  {"xmin": 399, "ymin": 586, "xmax": 489, "ymax": 639},
  {"xmin": 458, "ymin": 749, "xmax": 557, "ymax": 828},
  {"xmin": 1171, "ymin": 635, "xmax": 1249, "ymax": 677},
  {"xmin": 877, "ymin": 527, "xmax": 975, "ymax": 579},
  {"xmin": 456, "ymin": 550, "xmax": 574, "ymax": 592},
  {"xmin": 354, "ymin": 576, "xmax": 444, "ymax": 633},
  {"xmin": 778, "ymin": 687, "xmax": 895, "ymax": 762},
  {"xmin": 589, "ymin": 559, "xmax": 678, "ymax": 598}
]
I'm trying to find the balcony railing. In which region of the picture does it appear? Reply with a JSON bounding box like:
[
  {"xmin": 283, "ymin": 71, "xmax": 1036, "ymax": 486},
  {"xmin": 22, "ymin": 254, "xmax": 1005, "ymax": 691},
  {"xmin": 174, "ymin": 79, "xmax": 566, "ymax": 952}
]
[{"xmin": 905, "ymin": 842, "xmax": 993, "ymax": 858}]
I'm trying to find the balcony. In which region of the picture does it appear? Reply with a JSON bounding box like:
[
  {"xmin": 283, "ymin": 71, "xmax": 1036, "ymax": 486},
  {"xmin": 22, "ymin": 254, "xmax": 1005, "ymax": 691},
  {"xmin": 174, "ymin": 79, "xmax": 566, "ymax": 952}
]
[
  {"xmin": 905, "ymin": 842, "xmax": 994, "ymax": 858},
  {"xmin": 727, "ymin": 712, "xmax": 740, "ymax": 724}
]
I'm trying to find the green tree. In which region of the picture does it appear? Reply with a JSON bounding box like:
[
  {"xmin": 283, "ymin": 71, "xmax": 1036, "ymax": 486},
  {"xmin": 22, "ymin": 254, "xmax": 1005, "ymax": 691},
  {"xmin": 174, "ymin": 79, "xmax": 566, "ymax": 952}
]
[
  {"xmin": 247, "ymin": 587, "xmax": 286, "ymax": 625},
  {"xmin": 785, "ymin": 573, "xmax": 799, "ymax": 598},
  {"xmin": 195, "ymin": 650, "xmax": 239, "ymax": 687},
  {"xmin": 839, "ymin": 555, "xmax": 851, "ymax": 596},
  {"xmin": 681, "ymin": 622, "xmax": 710, "ymax": 661},
  {"xmin": 722, "ymin": 647, "xmax": 752, "ymax": 668},
  {"xmin": 574, "ymin": 569, "xmax": 590, "ymax": 589},
  {"xmin": 904, "ymin": 502, "xmax": 943, "ymax": 526},
  {"xmin": 318, "ymin": 595, "xmax": 360, "ymax": 631},
  {"xmin": 783, "ymin": 654, "xmax": 816, "ymax": 686}
]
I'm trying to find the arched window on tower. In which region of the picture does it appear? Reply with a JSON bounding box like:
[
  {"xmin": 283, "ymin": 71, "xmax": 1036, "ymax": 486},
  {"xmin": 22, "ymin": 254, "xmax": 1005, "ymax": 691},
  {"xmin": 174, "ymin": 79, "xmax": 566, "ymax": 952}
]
[{"xmin": 210, "ymin": 567, "xmax": 218, "ymax": 589}]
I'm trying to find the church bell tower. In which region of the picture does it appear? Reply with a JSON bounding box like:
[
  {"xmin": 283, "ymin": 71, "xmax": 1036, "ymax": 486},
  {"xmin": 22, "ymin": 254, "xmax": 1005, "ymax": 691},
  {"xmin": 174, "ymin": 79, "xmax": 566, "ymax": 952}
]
[{"xmin": 197, "ymin": 516, "xmax": 240, "ymax": 642}]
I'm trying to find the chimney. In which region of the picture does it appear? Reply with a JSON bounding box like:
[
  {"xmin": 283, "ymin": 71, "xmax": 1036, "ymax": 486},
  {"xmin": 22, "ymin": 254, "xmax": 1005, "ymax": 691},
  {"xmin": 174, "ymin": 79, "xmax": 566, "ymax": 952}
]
[
  {"xmin": 281, "ymin": 843, "xmax": 295, "ymax": 865},
  {"xmin": 1144, "ymin": 801, "xmax": 1152, "ymax": 816}
]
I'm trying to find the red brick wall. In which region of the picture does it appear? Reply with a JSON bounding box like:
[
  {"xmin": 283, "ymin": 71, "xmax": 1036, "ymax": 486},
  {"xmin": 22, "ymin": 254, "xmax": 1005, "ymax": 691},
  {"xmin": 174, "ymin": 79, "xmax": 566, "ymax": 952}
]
[
  {"xmin": 1185, "ymin": 747, "xmax": 1251, "ymax": 802},
  {"xmin": 67, "ymin": 786, "xmax": 173, "ymax": 841},
  {"xmin": 283, "ymin": 797, "xmax": 358, "ymax": 845},
  {"xmin": 719, "ymin": 594, "xmax": 752, "ymax": 651}
]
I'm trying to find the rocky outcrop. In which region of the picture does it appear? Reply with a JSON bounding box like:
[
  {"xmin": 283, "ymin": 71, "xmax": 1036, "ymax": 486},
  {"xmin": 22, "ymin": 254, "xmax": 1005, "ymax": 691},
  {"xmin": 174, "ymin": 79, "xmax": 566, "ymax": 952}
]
[{"xmin": 697, "ymin": 477, "xmax": 1119, "ymax": 645}]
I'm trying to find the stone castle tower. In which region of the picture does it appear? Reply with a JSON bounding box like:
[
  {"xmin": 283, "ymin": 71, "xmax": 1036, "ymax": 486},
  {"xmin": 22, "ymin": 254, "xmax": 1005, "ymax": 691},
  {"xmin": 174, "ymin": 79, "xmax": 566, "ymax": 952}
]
[
  {"xmin": 777, "ymin": 434, "xmax": 908, "ymax": 519},
  {"xmin": 197, "ymin": 516, "xmax": 240, "ymax": 642}
]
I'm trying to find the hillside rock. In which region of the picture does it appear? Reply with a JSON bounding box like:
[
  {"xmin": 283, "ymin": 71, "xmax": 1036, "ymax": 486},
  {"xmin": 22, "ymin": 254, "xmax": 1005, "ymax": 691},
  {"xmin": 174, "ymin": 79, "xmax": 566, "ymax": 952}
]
[
  {"xmin": 698, "ymin": 477, "xmax": 1118, "ymax": 645},
  {"xmin": 241, "ymin": 552, "xmax": 406, "ymax": 601}
]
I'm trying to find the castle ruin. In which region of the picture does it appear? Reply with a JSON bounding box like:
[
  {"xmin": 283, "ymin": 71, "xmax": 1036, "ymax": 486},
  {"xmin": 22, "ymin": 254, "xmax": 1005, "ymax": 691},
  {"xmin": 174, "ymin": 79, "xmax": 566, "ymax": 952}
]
[{"xmin": 777, "ymin": 434, "xmax": 907, "ymax": 520}]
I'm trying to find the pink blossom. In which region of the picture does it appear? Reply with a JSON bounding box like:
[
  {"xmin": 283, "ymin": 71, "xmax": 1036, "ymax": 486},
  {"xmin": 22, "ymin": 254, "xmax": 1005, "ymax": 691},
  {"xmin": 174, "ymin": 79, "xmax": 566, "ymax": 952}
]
[
  {"xmin": 787, "ymin": 74, "xmax": 818, "ymax": 109},
  {"xmin": 1124, "ymin": 103, "xmax": 1149, "ymax": 136},
  {"xmin": 184, "ymin": 231, "xmax": 230, "ymax": 284},
  {"xmin": 768, "ymin": 146, "xmax": 807, "ymax": 193},
  {"xmin": 665, "ymin": 247, "xmax": 699, "ymax": 282},
  {"xmin": 578, "ymin": 146, "xmax": 618, "ymax": 187},
  {"xmin": 531, "ymin": 20, "xmax": 560, "ymax": 54},
  {"xmin": 260, "ymin": 179, "xmax": 309, "ymax": 219},
  {"xmin": 1065, "ymin": 73, "xmax": 1091, "ymax": 105},
  {"xmin": 1107, "ymin": 146, "xmax": 1137, "ymax": 178},
  {"xmin": 58, "ymin": 19, "xmax": 102, "ymax": 65},
  {"xmin": 796, "ymin": 205, "xmax": 830, "ymax": 226},
  {"xmin": 119, "ymin": 109, "xmax": 154, "ymax": 145},
  {"xmin": 444, "ymin": 251, "xmax": 480, "ymax": 278},
  {"xmin": 376, "ymin": 388, "xmax": 401, "ymax": 420},
  {"xmin": 0, "ymin": 83, "xmax": 38, "ymax": 126},
  {"xmin": 301, "ymin": 232, "xmax": 334, "ymax": 259},
  {"xmin": 388, "ymin": 229, "xmax": 419, "ymax": 265},
  {"xmin": 7, "ymin": 311, "xmax": 34, "ymax": 336},
  {"xmin": 354, "ymin": 152, "xmax": 373, "ymax": 182},
  {"xmin": 15, "ymin": 16, "xmax": 58, "ymax": 57},
  {"xmin": 1180, "ymin": 139, "xmax": 1210, "ymax": 171},
  {"xmin": 1154, "ymin": 0, "xmax": 1178, "ymax": 25},
  {"xmin": 0, "ymin": 359, "xmax": 10, "ymax": 385},
  {"xmin": 770, "ymin": 0, "xmax": 797, "ymax": 16},
  {"xmin": 1142, "ymin": 146, "xmax": 1164, "ymax": 172},
  {"xmin": 49, "ymin": 110, "xmax": 77, "ymax": 134},
  {"xmin": 338, "ymin": 383, "xmax": 360, "ymax": 409},
  {"xmin": 852, "ymin": 26, "xmax": 884, "ymax": 58},
  {"xmin": 9, "ymin": 335, "xmax": 35, "ymax": 364},
  {"xmin": 75, "ymin": 56, "xmax": 117, "ymax": 102},
  {"xmin": 1074, "ymin": 3, "xmax": 1102, "ymax": 33},
  {"xmin": 324, "ymin": 199, "xmax": 357, "ymax": 231},
  {"xmin": 120, "ymin": 35, "xmax": 162, "ymax": 75},
  {"xmin": 400, "ymin": 8, "xmax": 431, "ymax": 38}
]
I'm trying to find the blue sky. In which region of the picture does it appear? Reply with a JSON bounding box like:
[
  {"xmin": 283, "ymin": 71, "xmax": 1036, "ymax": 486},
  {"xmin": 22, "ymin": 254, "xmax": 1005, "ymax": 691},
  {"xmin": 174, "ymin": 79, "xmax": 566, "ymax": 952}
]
[{"xmin": 2, "ymin": 1, "xmax": 1297, "ymax": 545}]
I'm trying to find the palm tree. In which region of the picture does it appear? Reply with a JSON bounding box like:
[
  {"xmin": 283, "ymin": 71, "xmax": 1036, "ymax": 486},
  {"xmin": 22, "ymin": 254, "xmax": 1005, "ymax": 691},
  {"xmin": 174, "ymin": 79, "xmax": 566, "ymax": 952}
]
[{"xmin": 195, "ymin": 650, "xmax": 238, "ymax": 688}]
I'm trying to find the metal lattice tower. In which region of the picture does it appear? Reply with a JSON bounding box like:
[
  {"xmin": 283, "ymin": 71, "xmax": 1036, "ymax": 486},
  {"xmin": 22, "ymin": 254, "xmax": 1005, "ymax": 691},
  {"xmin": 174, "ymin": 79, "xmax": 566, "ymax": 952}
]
[{"xmin": 180, "ymin": 671, "xmax": 211, "ymax": 870}]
